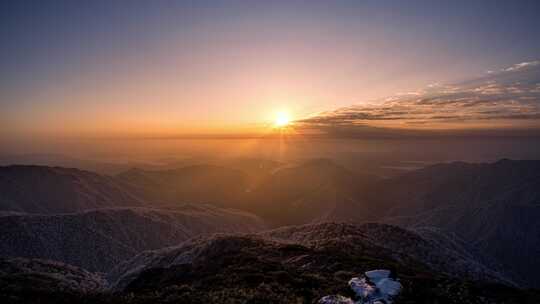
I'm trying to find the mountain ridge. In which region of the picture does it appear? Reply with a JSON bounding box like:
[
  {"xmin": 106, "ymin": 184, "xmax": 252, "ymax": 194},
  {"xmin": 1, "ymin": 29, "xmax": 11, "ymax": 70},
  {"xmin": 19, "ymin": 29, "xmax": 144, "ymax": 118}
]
[
  {"xmin": 0, "ymin": 204, "xmax": 265, "ymax": 273},
  {"xmin": 0, "ymin": 165, "xmax": 145, "ymax": 214}
]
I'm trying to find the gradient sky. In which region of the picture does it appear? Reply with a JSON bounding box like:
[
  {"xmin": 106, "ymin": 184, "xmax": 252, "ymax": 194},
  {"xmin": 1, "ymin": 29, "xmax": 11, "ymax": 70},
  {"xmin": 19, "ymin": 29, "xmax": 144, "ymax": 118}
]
[{"xmin": 2, "ymin": 0, "xmax": 540, "ymax": 140}]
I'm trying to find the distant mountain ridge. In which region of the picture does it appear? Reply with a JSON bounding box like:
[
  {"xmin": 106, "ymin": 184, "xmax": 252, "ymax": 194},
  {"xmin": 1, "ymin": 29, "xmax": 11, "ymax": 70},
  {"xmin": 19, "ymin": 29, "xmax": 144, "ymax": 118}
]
[
  {"xmin": 0, "ymin": 165, "xmax": 144, "ymax": 213},
  {"xmin": 116, "ymin": 165, "xmax": 250, "ymax": 208},
  {"xmin": 244, "ymin": 159, "xmax": 377, "ymax": 226}
]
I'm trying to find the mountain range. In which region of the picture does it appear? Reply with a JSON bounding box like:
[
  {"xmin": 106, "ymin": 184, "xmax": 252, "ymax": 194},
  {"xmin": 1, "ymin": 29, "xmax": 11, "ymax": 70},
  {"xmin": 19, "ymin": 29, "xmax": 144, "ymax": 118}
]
[
  {"xmin": 3, "ymin": 223, "xmax": 539, "ymax": 303},
  {"xmin": 0, "ymin": 158, "xmax": 539, "ymax": 302}
]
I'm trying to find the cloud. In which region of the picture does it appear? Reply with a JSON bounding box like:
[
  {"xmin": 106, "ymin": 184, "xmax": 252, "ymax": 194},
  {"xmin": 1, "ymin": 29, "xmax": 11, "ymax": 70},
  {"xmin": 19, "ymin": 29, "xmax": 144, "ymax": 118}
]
[
  {"xmin": 502, "ymin": 61, "xmax": 540, "ymax": 72},
  {"xmin": 296, "ymin": 61, "xmax": 540, "ymax": 136}
]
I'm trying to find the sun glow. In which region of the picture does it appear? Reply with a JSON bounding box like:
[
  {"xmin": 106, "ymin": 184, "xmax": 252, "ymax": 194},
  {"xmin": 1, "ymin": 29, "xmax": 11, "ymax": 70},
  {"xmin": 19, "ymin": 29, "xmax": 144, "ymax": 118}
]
[{"xmin": 274, "ymin": 111, "xmax": 291, "ymax": 128}]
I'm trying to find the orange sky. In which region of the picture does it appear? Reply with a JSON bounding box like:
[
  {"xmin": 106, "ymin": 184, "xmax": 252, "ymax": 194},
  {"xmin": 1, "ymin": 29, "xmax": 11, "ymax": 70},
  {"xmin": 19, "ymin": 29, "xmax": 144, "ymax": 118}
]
[{"xmin": 2, "ymin": 2, "xmax": 540, "ymax": 143}]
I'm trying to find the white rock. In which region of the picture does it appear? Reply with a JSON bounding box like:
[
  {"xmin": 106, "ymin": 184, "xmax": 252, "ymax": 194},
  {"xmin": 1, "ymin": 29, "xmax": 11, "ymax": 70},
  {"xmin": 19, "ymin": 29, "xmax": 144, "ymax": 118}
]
[
  {"xmin": 323, "ymin": 269, "xmax": 402, "ymax": 304},
  {"xmin": 377, "ymin": 278, "xmax": 402, "ymax": 297},
  {"xmin": 349, "ymin": 277, "xmax": 376, "ymax": 298},
  {"xmin": 365, "ymin": 269, "xmax": 391, "ymax": 283},
  {"xmin": 318, "ymin": 295, "xmax": 355, "ymax": 304}
]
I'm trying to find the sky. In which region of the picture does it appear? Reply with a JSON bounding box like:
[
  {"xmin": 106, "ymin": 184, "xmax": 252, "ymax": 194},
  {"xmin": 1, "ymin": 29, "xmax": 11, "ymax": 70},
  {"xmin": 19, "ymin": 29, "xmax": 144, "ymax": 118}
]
[
  {"xmin": 298, "ymin": 61, "xmax": 540, "ymax": 137},
  {"xmin": 1, "ymin": 0, "xmax": 540, "ymax": 142}
]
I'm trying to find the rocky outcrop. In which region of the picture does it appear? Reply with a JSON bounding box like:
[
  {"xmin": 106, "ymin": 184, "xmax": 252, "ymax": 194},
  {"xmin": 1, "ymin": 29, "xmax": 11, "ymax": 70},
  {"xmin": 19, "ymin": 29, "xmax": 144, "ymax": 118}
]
[{"xmin": 320, "ymin": 269, "xmax": 402, "ymax": 304}]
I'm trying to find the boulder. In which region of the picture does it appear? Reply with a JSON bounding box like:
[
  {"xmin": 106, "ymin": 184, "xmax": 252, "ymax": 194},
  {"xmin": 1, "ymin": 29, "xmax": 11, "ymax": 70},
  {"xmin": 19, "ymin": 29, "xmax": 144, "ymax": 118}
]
[{"xmin": 318, "ymin": 295, "xmax": 355, "ymax": 304}]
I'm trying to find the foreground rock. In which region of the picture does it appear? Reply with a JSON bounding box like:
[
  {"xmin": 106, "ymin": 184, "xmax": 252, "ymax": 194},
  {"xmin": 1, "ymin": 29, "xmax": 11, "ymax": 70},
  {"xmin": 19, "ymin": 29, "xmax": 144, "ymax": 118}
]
[
  {"xmin": 349, "ymin": 270, "xmax": 402, "ymax": 304},
  {"xmin": 320, "ymin": 269, "xmax": 402, "ymax": 304},
  {"xmin": 319, "ymin": 295, "xmax": 355, "ymax": 304}
]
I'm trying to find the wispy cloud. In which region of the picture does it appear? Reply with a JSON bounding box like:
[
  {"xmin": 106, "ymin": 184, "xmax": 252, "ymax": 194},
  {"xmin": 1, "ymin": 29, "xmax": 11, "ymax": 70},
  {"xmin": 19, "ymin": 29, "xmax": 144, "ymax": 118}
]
[
  {"xmin": 296, "ymin": 61, "xmax": 540, "ymax": 136},
  {"xmin": 502, "ymin": 61, "xmax": 540, "ymax": 72}
]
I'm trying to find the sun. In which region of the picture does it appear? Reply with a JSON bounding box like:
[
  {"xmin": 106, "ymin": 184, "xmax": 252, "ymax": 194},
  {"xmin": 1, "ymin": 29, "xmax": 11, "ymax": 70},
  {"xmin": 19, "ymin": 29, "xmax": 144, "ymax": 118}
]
[{"xmin": 274, "ymin": 111, "xmax": 291, "ymax": 127}]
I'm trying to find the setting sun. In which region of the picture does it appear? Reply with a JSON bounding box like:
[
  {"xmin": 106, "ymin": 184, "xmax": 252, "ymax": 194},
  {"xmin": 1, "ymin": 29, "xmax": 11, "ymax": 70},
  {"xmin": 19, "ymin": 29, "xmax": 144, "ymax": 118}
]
[
  {"xmin": 2, "ymin": 2, "xmax": 540, "ymax": 303},
  {"xmin": 274, "ymin": 112, "xmax": 291, "ymax": 127}
]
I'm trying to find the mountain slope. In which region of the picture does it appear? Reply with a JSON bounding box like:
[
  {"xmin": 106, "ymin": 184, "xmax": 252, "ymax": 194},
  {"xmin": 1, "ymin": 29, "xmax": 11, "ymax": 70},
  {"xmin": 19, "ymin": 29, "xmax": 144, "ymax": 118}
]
[
  {"xmin": 0, "ymin": 257, "xmax": 105, "ymax": 293},
  {"xmin": 262, "ymin": 222, "xmax": 512, "ymax": 286},
  {"xmin": 0, "ymin": 205, "xmax": 265, "ymax": 272},
  {"xmin": 0, "ymin": 257, "xmax": 107, "ymax": 304},
  {"xmin": 1, "ymin": 223, "xmax": 538, "ymax": 303},
  {"xmin": 361, "ymin": 159, "xmax": 540, "ymax": 288},
  {"xmin": 117, "ymin": 165, "xmax": 249, "ymax": 208},
  {"xmin": 0, "ymin": 165, "xmax": 144, "ymax": 213},
  {"xmin": 107, "ymin": 223, "xmax": 534, "ymax": 303},
  {"xmin": 245, "ymin": 159, "xmax": 376, "ymax": 226}
]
